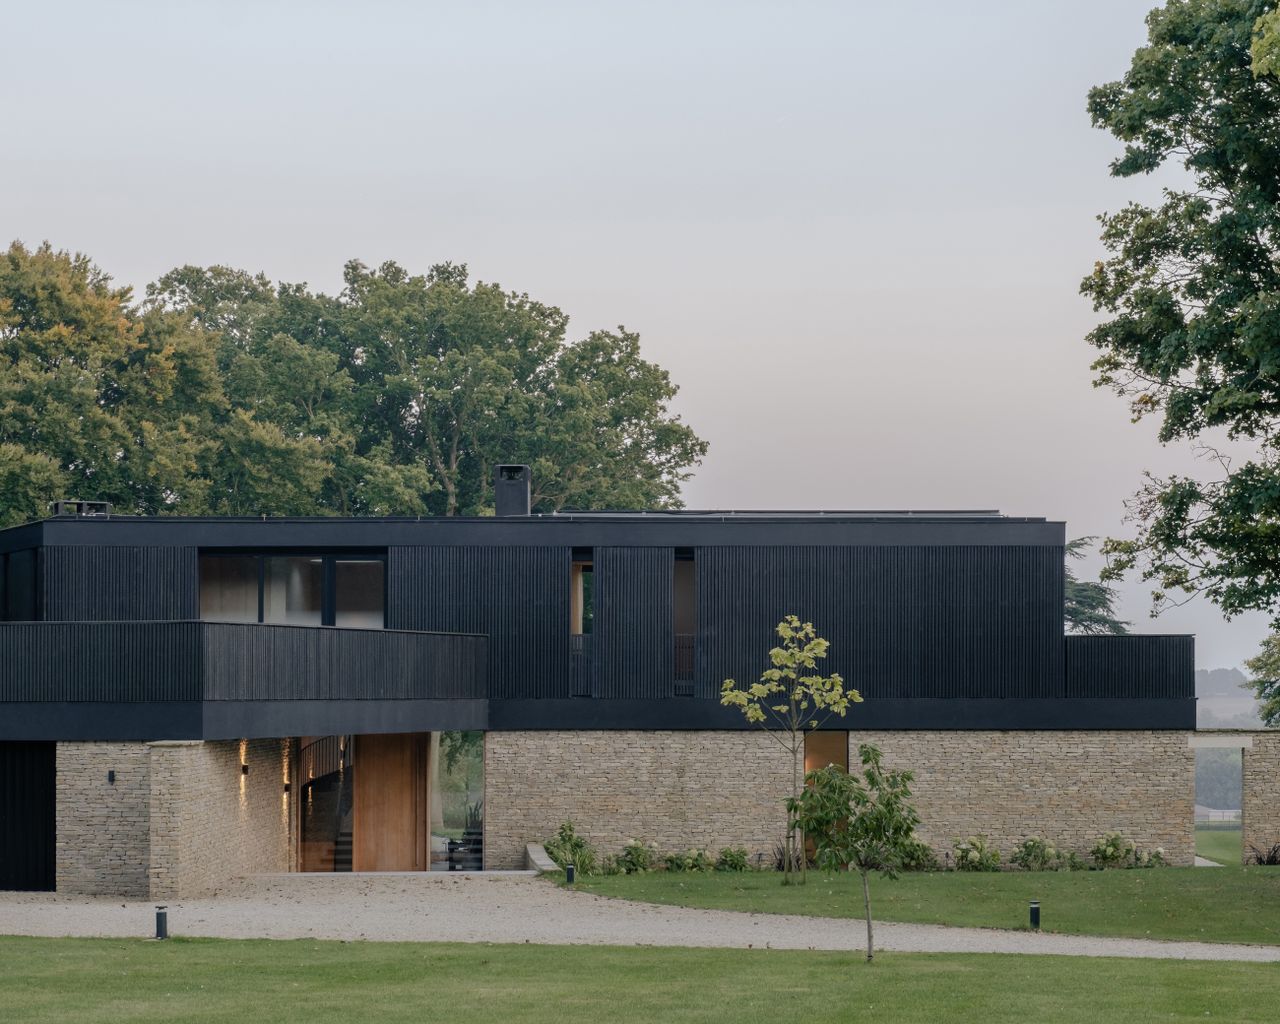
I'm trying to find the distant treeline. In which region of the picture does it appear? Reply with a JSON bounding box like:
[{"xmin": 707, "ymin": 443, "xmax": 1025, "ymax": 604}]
[{"xmin": 0, "ymin": 242, "xmax": 707, "ymax": 526}]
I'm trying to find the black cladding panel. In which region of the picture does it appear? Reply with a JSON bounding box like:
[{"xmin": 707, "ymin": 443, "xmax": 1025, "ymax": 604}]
[
  {"xmin": 594, "ymin": 547, "xmax": 674, "ymax": 699},
  {"xmin": 387, "ymin": 545, "xmax": 570, "ymax": 698},
  {"xmin": 697, "ymin": 545, "xmax": 1064, "ymax": 700},
  {"xmin": 41, "ymin": 546, "xmax": 197, "ymax": 621}
]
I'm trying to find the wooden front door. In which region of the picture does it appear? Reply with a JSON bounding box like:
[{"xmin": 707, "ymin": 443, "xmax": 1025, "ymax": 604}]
[{"xmin": 352, "ymin": 733, "xmax": 429, "ymax": 871}]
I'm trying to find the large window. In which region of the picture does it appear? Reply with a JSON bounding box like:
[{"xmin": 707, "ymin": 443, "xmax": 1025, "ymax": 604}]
[{"xmin": 199, "ymin": 553, "xmax": 385, "ymax": 628}]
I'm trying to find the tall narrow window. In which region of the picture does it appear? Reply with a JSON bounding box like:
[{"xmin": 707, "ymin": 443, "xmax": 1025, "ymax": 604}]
[
  {"xmin": 570, "ymin": 552, "xmax": 593, "ymax": 635},
  {"xmin": 264, "ymin": 557, "xmax": 324, "ymax": 626},
  {"xmin": 674, "ymin": 549, "xmax": 696, "ymax": 685},
  {"xmin": 804, "ymin": 731, "xmax": 849, "ymax": 775},
  {"xmin": 334, "ymin": 559, "xmax": 385, "ymax": 629}
]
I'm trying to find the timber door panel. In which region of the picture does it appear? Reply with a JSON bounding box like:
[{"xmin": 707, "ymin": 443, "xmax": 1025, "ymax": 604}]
[{"xmin": 352, "ymin": 733, "xmax": 429, "ymax": 871}]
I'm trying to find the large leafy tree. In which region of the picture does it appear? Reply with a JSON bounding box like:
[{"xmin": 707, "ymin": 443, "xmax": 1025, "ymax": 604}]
[
  {"xmin": 0, "ymin": 243, "xmax": 706, "ymax": 527},
  {"xmin": 1244, "ymin": 633, "xmax": 1280, "ymax": 725},
  {"xmin": 0, "ymin": 242, "xmax": 221, "ymax": 525},
  {"xmin": 1064, "ymin": 537, "xmax": 1130, "ymax": 635},
  {"xmin": 1083, "ymin": 1, "xmax": 1280, "ymax": 628}
]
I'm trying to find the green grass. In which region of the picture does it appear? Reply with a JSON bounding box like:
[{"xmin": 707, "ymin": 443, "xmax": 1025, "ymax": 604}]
[
  {"xmin": 1196, "ymin": 825, "xmax": 1242, "ymax": 865},
  {"xmin": 1, "ymin": 936, "xmax": 1278, "ymax": 1024},
  {"xmin": 571, "ymin": 866, "xmax": 1280, "ymax": 945}
]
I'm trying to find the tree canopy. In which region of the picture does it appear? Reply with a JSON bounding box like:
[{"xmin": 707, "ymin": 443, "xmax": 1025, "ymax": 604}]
[
  {"xmin": 1082, "ymin": 0, "xmax": 1280, "ymax": 627},
  {"xmin": 0, "ymin": 241, "xmax": 706, "ymax": 526},
  {"xmin": 1064, "ymin": 537, "xmax": 1130, "ymax": 635}
]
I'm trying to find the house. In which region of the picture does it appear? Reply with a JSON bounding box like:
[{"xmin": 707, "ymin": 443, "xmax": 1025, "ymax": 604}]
[{"xmin": 0, "ymin": 466, "xmax": 1230, "ymax": 897}]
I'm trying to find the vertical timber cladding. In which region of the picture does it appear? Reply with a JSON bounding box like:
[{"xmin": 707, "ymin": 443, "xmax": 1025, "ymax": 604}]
[
  {"xmin": 697, "ymin": 545, "xmax": 1063, "ymax": 699},
  {"xmin": 41, "ymin": 546, "xmax": 198, "ymax": 621},
  {"xmin": 594, "ymin": 547, "xmax": 674, "ymax": 699},
  {"xmin": 0, "ymin": 741, "xmax": 55, "ymax": 891},
  {"xmin": 387, "ymin": 545, "xmax": 570, "ymax": 698}
]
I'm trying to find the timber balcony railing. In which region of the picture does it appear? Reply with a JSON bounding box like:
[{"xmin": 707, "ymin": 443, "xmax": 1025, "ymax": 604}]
[{"xmin": 0, "ymin": 621, "xmax": 487, "ymax": 703}]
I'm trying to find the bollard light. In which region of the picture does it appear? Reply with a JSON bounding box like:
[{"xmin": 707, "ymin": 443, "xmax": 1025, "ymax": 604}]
[
  {"xmin": 1029, "ymin": 900, "xmax": 1040, "ymax": 931},
  {"xmin": 566, "ymin": 863, "xmax": 576, "ymax": 884},
  {"xmin": 155, "ymin": 905, "xmax": 168, "ymax": 940}
]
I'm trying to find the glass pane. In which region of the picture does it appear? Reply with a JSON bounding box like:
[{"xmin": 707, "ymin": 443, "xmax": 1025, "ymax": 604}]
[
  {"xmin": 334, "ymin": 560, "xmax": 384, "ymax": 629},
  {"xmin": 264, "ymin": 557, "xmax": 323, "ymax": 625},
  {"xmin": 299, "ymin": 735, "xmax": 353, "ymax": 872},
  {"xmin": 430, "ymin": 731, "xmax": 484, "ymax": 871},
  {"xmin": 199, "ymin": 556, "xmax": 259, "ymax": 623}
]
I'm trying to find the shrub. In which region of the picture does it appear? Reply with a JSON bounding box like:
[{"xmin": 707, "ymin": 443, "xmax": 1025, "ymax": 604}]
[
  {"xmin": 715, "ymin": 846, "xmax": 750, "ymax": 872},
  {"xmin": 1090, "ymin": 831, "xmax": 1136, "ymax": 869},
  {"xmin": 952, "ymin": 836, "xmax": 1000, "ymax": 872},
  {"xmin": 544, "ymin": 820, "xmax": 598, "ymax": 876},
  {"xmin": 1134, "ymin": 846, "xmax": 1168, "ymax": 868},
  {"xmin": 664, "ymin": 847, "xmax": 714, "ymax": 872},
  {"xmin": 899, "ymin": 834, "xmax": 940, "ymax": 872},
  {"xmin": 1249, "ymin": 843, "xmax": 1280, "ymax": 866},
  {"xmin": 1011, "ymin": 837, "xmax": 1060, "ymax": 872},
  {"xmin": 618, "ymin": 839, "xmax": 659, "ymax": 874},
  {"xmin": 598, "ymin": 854, "xmax": 622, "ymax": 876},
  {"xmin": 1059, "ymin": 850, "xmax": 1088, "ymax": 871}
]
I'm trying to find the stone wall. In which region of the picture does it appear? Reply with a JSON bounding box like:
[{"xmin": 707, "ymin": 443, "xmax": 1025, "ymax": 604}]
[
  {"xmin": 484, "ymin": 731, "xmax": 790, "ymax": 869},
  {"xmin": 857, "ymin": 730, "xmax": 1195, "ymax": 866},
  {"xmin": 483, "ymin": 729, "xmax": 1196, "ymax": 869},
  {"xmin": 149, "ymin": 739, "xmax": 292, "ymax": 899},
  {"xmin": 1243, "ymin": 731, "xmax": 1280, "ymax": 861},
  {"xmin": 55, "ymin": 739, "xmax": 292, "ymax": 898},
  {"xmin": 56, "ymin": 743, "xmax": 152, "ymax": 896}
]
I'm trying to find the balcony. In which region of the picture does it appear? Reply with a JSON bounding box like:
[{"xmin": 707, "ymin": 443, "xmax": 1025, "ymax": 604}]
[{"xmin": 0, "ymin": 621, "xmax": 487, "ymax": 740}]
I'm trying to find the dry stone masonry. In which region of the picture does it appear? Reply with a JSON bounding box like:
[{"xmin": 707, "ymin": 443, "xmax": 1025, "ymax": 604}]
[{"xmin": 1243, "ymin": 731, "xmax": 1280, "ymax": 862}]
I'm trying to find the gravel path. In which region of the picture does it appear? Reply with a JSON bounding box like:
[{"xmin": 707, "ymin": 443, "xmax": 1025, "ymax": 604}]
[{"xmin": 1, "ymin": 873, "xmax": 1275, "ymax": 962}]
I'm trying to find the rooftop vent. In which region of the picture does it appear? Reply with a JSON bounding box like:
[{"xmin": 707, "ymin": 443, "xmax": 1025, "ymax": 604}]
[
  {"xmin": 49, "ymin": 500, "xmax": 113, "ymax": 518},
  {"xmin": 494, "ymin": 465, "xmax": 531, "ymax": 517}
]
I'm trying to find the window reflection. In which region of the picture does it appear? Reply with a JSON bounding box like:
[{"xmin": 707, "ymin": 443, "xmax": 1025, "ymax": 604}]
[
  {"xmin": 265, "ymin": 557, "xmax": 324, "ymax": 625},
  {"xmin": 334, "ymin": 560, "xmax": 385, "ymax": 629},
  {"xmin": 198, "ymin": 555, "xmax": 258, "ymax": 622}
]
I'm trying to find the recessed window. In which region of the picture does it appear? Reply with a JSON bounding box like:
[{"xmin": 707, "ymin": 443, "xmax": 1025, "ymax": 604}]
[
  {"xmin": 334, "ymin": 560, "xmax": 386, "ymax": 629},
  {"xmin": 199, "ymin": 556, "xmax": 258, "ymax": 623},
  {"xmin": 199, "ymin": 553, "xmax": 385, "ymax": 629},
  {"xmin": 570, "ymin": 551, "xmax": 593, "ymax": 636}
]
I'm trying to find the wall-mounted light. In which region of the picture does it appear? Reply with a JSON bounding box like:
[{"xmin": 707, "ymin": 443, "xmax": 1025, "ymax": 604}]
[
  {"xmin": 107, "ymin": 770, "xmax": 115, "ymax": 785},
  {"xmin": 283, "ymin": 782, "xmax": 291, "ymax": 793},
  {"xmin": 241, "ymin": 764, "xmax": 250, "ymax": 776}
]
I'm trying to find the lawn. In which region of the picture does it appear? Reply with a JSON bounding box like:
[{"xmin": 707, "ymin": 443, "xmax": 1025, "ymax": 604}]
[
  {"xmin": 1196, "ymin": 825, "xmax": 1242, "ymax": 866},
  {"xmin": 571, "ymin": 866, "xmax": 1280, "ymax": 946},
  {"xmin": 2, "ymin": 936, "xmax": 1279, "ymax": 1024}
]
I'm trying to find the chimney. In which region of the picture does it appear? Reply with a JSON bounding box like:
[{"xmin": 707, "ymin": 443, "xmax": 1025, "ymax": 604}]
[
  {"xmin": 49, "ymin": 500, "xmax": 113, "ymax": 518},
  {"xmin": 494, "ymin": 465, "xmax": 531, "ymax": 517}
]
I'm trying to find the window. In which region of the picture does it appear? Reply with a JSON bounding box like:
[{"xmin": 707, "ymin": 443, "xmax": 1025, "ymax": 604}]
[
  {"xmin": 674, "ymin": 549, "xmax": 696, "ymax": 685},
  {"xmin": 334, "ymin": 560, "xmax": 386, "ymax": 629},
  {"xmin": 570, "ymin": 550, "xmax": 593, "ymax": 635},
  {"xmin": 2, "ymin": 550, "xmax": 38, "ymax": 622},
  {"xmin": 265, "ymin": 557, "xmax": 324, "ymax": 626},
  {"xmin": 199, "ymin": 552, "xmax": 385, "ymax": 628},
  {"xmin": 199, "ymin": 555, "xmax": 258, "ymax": 622}
]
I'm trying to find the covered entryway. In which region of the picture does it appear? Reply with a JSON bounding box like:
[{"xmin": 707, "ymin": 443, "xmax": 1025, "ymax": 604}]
[{"xmin": 0, "ymin": 741, "xmax": 55, "ymax": 891}]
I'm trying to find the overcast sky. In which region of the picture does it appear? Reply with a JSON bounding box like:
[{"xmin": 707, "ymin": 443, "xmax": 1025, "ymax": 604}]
[{"xmin": 4, "ymin": 1, "xmax": 1268, "ymax": 668}]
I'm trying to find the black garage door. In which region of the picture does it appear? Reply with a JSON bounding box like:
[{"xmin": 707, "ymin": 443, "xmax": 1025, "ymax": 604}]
[{"xmin": 0, "ymin": 742, "xmax": 55, "ymax": 891}]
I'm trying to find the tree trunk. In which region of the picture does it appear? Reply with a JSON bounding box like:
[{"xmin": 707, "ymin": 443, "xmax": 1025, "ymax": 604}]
[{"xmin": 861, "ymin": 868, "xmax": 874, "ymax": 962}]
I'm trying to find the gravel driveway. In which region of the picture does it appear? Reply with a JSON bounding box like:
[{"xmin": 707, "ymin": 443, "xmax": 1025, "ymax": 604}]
[{"xmin": 1, "ymin": 872, "xmax": 1275, "ymax": 963}]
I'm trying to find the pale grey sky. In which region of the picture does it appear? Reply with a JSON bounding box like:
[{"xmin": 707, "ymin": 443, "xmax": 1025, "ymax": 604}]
[{"xmin": 3, "ymin": 1, "xmax": 1268, "ymax": 668}]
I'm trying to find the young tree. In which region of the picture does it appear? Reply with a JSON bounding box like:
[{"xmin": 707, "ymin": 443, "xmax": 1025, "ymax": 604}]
[
  {"xmin": 792, "ymin": 745, "xmax": 922, "ymax": 962},
  {"xmin": 1064, "ymin": 537, "xmax": 1130, "ymax": 635},
  {"xmin": 1244, "ymin": 633, "xmax": 1280, "ymax": 728},
  {"xmin": 1083, "ymin": 1, "xmax": 1280, "ymax": 624},
  {"xmin": 720, "ymin": 616, "xmax": 861, "ymax": 884}
]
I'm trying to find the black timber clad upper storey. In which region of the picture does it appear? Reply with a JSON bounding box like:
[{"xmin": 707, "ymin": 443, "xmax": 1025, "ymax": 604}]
[
  {"xmin": 697, "ymin": 545, "xmax": 1064, "ymax": 700},
  {"xmin": 594, "ymin": 547, "xmax": 675, "ymax": 699},
  {"xmin": 388, "ymin": 545, "xmax": 570, "ymax": 698},
  {"xmin": 41, "ymin": 545, "xmax": 198, "ymax": 621}
]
